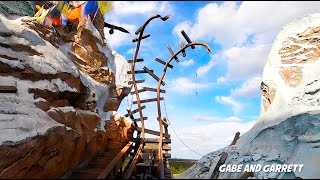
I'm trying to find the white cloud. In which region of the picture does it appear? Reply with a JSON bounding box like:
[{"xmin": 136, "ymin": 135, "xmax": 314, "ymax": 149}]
[
  {"xmin": 223, "ymin": 44, "xmax": 270, "ymax": 81},
  {"xmin": 126, "ymin": 48, "xmax": 135, "ymax": 55},
  {"xmin": 193, "ymin": 115, "xmax": 241, "ymax": 122},
  {"xmin": 104, "ymin": 1, "xmax": 173, "ymax": 49},
  {"xmin": 169, "ymin": 77, "xmax": 211, "ymax": 95},
  {"xmin": 226, "ymin": 116, "xmax": 242, "ymax": 121},
  {"xmin": 172, "ymin": 21, "xmax": 193, "ymax": 41},
  {"xmin": 231, "ymin": 76, "xmax": 262, "ymax": 97},
  {"xmin": 173, "ymin": 1, "xmax": 320, "ymax": 82},
  {"xmin": 180, "ymin": 59, "xmax": 194, "ymax": 67},
  {"xmin": 170, "ymin": 120, "xmax": 256, "ymax": 159},
  {"xmin": 196, "ymin": 58, "xmax": 216, "ymax": 77},
  {"xmin": 111, "ymin": 1, "xmax": 173, "ymax": 16},
  {"xmin": 216, "ymin": 77, "xmax": 227, "ymax": 84},
  {"xmin": 173, "ymin": 1, "xmax": 320, "ymax": 48},
  {"xmin": 215, "ymin": 96, "xmax": 242, "ymax": 113}
]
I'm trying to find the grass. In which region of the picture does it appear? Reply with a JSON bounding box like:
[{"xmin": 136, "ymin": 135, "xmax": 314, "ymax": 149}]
[
  {"xmin": 169, "ymin": 158, "xmax": 198, "ymax": 175},
  {"xmin": 170, "ymin": 165, "xmax": 190, "ymax": 174}
]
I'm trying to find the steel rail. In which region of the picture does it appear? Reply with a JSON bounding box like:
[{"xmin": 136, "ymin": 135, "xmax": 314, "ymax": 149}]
[
  {"xmin": 127, "ymin": 14, "xmax": 169, "ymax": 179},
  {"xmin": 156, "ymin": 42, "xmax": 211, "ymax": 178}
]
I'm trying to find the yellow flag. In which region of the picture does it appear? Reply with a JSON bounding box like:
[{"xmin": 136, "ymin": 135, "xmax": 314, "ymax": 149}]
[
  {"xmin": 61, "ymin": 3, "xmax": 70, "ymax": 15},
  {"xmin": 98, "ymin": 1, "xmax": 112, "ymax": 15},
  {"xmin": 34, "ymin": 5, "xmax": 43, "ymax": 17},
  {"xmin": 36, "ymin": 8, "xmax": 50, "ymax": 23}
]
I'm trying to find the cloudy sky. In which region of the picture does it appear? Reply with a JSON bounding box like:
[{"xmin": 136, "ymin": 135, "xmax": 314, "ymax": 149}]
[{"xmin": 104, "ymin": 1, "xmax": 320, "ymax": 159}]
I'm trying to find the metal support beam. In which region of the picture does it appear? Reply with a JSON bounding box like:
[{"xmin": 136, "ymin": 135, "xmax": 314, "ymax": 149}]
[
  {"xmin": 181, "ymin": 30, "xmax": 195, "ymax": 49},
  {"xmin": 132, "ymin": 34, "xmax": 151, "ymax": 43},
  {"xmin": 143, "ymin": 66, "xmax": 165, "ymax": 86},
  {"xmin": 167, "ymin": 45, "xmax": 180, "ymax": 63},
  {"xmin": 155, "ymin": 58, "xmax": 173, "ymax": 69}
]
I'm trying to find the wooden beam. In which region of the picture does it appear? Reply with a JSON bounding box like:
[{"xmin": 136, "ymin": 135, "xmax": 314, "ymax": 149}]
[
  {"xmin": 133, "ymin": 138, "xmax": 171, "ymax": 143},
  {"xmin": 210, "ymin": 152, "xmax": 228, "ymax": 179},
  {"xmin": 133, "ymin": 97, "xmax": 163, "ymax": 104},
  {"xmin": 123, "ymin": 144, "xmax": 143, "ymax": 179},
  {"xmin": 133, "ymin": 117, "xmax": 148, "ymax": 122},
  {"xmin": 0, "ymin": 86, "xmax": 17, "ymax": 93},
  {"xmin": 162, "ymin": 144, "xmax": 171, "ymax": 151},
  {"xmin": 230, "ymin": 132, "xmax": 240, "ymax": 145},
  {"xmin": 124, "ymin": 105, "xmax": 146, "ymax": 117},
  {"xmin": 132, "ymin": 34, "xmax": 151, "ymax": 43},
  {"xmin": 163, "ymin": 153, "xmax": 171, "ymax": 158},
  {"xmin": 180, "ymin": 42, "xmax": 186, "ymax": 57},
  {"xmin": 127, "ymin": 58, "xmax": 144, "ymax": 63},
  {"xmin": 96, "ymin": 141, "xmax": 133, "ymax": 179},
  {"xmin": 133, "ymin": 127, "xmax": 170, "ymax": 138},
  {"xmin": 143, "ymin": 66, "xmax": 165, "ymax": 86},
  {"xmin": 142, "ymin": 87, "xmax": 166, "ymax": 93},
  {"xmin": 130, "ymin": 89, "xmax": 146, "ymax": 95},
  {"xmin": 181, "ymin": 30, "xmax": 195, "ymax": 49},
  {"xmin": 167, "ymin": 45, "xmax": 180, "ymax": 63},
  {"xmin": 239, "ymin": 172, "xmax": 254, "ymax": 179},
  {"xmin": 127, "ymin": 69, "xmax": 154, "ymax": 74},
  {"xmin": 128, "ymin": 79, "xmax": 145, "ymax": 85},
  {"xmin": 155, "ymin": 58, "xmax": 173, "ymax": 69}
]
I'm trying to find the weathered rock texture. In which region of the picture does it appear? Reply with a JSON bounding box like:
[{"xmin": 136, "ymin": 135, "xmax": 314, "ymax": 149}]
[
  {"xmin": 0, "ymin": 5, "xmax": 132, "ymax": 178},
  {"xmin": 181, "ymin": 13, "xmax": 320, "ymax": 179}
]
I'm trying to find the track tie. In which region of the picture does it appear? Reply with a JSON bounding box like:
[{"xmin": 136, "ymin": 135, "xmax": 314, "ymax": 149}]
[
  {"xmin": 130, "ymin": 89, "xmax": 146, "ymax": 95},
  {"xmin": 167, "ymin": 45, "xmax": 180, "ymax": 63},
  {"xmin": 127, "ymin": 69, "xmax": 153, "ymax": 74},
  {"xmin": 162, "ymin": 144, "xmax": 171, "ymax": 151},
  {"xmin": 163, "ymin": 153, "xmax": 171, "ymax": 158},
  {"xmin": 133, "ymin": 117, "xmax": 148, "ymax": 122},
  {"xmin": 155, "ymin": 58, "xmax": 173, "ymax": 69},
  {"xmin": 133, "ymin": 126, "xmax": 170, "ymax": 138},
  {"xmin": 133, "ymin": 138, "xmax": 171, "ymax": 143},
  {"xmin": 133, "ymin": 97, "xmax": 163, "ymax": 104},
  {"xmin": 143, "ymin": 66, "xmax": 165, "ymax": 86},
  {"xmin": 181, "ymin": 30, "xmax": 195, "ymax": 49},
  {"xmin": 180, "ymin": 42, "xmax": 187, "ymax": 57},
  {"xmin": 132, "ymin": 34, "xmax": 151, "ymax": 43},
  {"xmin": 124, "ymin": 105, "xmax": 146, "ymax": 117},
  {"xmin": 127, "ymin": 58, "xmax": 144, "ymax": 63},
  {"xmin": 142, "ymin": 87, "xmax": 166, "ymax": 93},
  {"xmin": 128, "ymin": 79, "xmax": 145, "ymax": 85}
]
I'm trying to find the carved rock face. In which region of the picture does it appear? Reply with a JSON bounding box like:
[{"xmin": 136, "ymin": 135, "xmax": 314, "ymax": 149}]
[
  {"xmin": 279, "ymin": 66, "xmax": 303, "ymax": 87},
  {"xmin": 0, "ymin": 9, "xmax": 131, "ymax": 178},
  {"xmin": 260, "ymin": 81, "xmax": 276, "ymax": 113},
  {"xmin": 105, "ymin": 114, "xmax": 133, "ymax": 149},
  {"xmin": 260, "ymin": 14, "xmax": 320, "ymax": 116}
]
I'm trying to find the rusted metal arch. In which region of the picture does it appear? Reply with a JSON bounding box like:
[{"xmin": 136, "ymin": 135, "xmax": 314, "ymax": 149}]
[
  {"xmin": 131, "ymin": 14, "xmax": 161, "ymax": 141},
  {"xmin": 127, "ymin": 14, "xmax": 170, "ymax": 179},
  {"xmin": 156, "ymin": 42, "xmax": 211, "ymax": 178}
]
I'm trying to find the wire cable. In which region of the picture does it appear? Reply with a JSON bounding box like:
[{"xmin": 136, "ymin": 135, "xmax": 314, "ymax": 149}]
[{"xmin": 163, "ymin": 97, "xmax": 205, "ymax": 157}]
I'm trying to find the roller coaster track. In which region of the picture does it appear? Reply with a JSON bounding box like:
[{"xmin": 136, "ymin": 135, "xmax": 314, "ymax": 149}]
[{"xmin": 61, "ymin": 14, "xmax": 211, "ymax": 179}]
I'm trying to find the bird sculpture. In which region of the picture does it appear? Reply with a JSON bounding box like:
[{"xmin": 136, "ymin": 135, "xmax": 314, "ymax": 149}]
[{"xmin": 104, "ymin": 22, "xmax": 130, "ymax": 34}]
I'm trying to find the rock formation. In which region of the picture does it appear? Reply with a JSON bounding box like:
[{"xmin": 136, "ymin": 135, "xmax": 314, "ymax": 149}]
[
  {"xmin": 0, "ymin": 4, "xmax": 133, "ymax": 178},
  {"xmin": 179, "ymin": 13, "xmax": 320, "ymax": 179}
]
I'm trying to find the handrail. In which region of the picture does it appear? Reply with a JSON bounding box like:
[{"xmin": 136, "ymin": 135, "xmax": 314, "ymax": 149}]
[
  {"xmin": 96, "ymin": 141, "xmax": 133, "ymax": 179},
  {"xmin": 122, "ymin": 144, "xmax": 144, "ymax": 179}
]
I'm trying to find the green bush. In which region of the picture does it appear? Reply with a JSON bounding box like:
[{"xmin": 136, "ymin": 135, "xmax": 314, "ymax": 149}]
[{"xmin": 170, "ymin": 165, "xmax": 189, "ymax": 174}]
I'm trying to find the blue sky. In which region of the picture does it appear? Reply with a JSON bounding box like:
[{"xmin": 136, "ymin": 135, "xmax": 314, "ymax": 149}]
[{"xmin": 104, "ymin": 1, "xmax": 320, "ymax": 159}]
